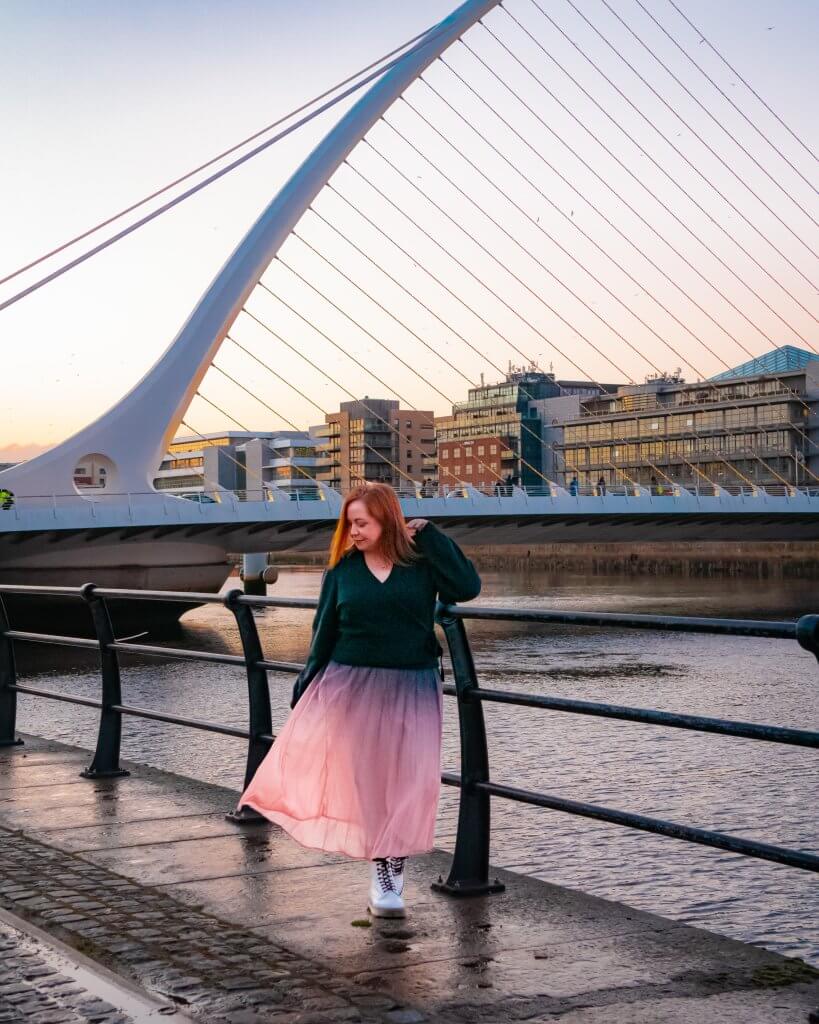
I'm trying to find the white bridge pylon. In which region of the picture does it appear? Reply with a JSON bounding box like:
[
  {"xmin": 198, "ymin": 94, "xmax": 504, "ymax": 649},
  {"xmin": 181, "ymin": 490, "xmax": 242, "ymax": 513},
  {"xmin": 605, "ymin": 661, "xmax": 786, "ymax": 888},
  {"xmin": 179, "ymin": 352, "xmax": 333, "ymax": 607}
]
[{"xmin": 1, "ymin": 0, "xmax": 500, "ymax": 502}]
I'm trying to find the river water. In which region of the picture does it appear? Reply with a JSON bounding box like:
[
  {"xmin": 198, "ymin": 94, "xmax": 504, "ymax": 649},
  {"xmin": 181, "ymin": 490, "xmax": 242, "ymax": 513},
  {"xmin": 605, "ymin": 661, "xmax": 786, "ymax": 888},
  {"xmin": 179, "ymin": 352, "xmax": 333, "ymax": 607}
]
[{"xmin": 14, "ymin": 568, "xmax": 819, "ymax": 965}]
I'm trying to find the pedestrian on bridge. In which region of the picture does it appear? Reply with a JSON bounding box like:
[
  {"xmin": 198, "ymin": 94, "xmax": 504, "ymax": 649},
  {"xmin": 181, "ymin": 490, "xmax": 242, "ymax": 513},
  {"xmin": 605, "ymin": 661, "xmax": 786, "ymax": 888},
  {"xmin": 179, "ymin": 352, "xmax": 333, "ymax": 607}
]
[{"xmin": 238, "ymin": 482, "xmax": 481, "ymax": 919}]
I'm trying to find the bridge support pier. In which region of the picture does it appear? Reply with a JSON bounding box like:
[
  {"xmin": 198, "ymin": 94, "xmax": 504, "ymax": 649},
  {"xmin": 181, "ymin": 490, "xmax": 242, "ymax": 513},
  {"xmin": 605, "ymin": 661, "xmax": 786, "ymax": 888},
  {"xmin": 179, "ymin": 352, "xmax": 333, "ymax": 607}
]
[{"xmin": 241, "ymin": 553, "xmax": 276, "ymax": 597}]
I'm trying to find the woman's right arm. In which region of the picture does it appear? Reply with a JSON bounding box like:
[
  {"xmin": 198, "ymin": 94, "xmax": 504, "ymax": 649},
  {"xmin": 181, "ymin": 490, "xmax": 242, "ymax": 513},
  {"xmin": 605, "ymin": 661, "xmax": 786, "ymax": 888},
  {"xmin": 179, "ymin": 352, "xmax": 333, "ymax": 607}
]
[{"xmin": 290, "ymin": 569, "xmax": 339, "ymax": 707}]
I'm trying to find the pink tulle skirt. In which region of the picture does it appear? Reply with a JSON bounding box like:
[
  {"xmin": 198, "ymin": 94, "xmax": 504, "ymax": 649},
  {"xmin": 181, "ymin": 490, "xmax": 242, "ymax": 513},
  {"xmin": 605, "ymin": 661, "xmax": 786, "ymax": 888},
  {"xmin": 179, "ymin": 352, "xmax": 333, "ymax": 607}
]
[{"xmin": 239, "ymin": 661, "xmax": 443, "ymax": 860}]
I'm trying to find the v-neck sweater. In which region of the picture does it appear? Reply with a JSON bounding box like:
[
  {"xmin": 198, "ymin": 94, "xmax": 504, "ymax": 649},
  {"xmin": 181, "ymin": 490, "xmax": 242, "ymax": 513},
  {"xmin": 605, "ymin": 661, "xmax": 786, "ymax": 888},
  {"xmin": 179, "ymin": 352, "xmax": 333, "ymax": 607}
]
[{"xmin": 294, "ymin": 522, "xmax": 481, "ymax": 692}]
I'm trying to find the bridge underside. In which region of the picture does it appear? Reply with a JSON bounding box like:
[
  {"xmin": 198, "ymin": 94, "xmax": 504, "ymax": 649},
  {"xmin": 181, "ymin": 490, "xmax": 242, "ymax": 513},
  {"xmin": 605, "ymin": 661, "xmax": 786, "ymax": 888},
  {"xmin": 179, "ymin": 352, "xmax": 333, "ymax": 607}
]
[
  {"xmin": 2, "ymin": 513, "xmax": 816, "ymax": 634},
  {"xmin": 1, "ymin": 512, "xmax": 818, "ymax": 572}
]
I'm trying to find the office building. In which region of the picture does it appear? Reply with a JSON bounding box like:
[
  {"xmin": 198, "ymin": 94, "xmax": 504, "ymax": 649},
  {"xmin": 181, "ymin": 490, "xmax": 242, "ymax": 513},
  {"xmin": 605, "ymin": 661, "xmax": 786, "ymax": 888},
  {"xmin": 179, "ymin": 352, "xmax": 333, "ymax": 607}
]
[
  {"xmin": 434, "ymin": 366, "xmax": 616, "ymax": 490},
  {"xmin": 153, "ymin": 431, "xmax": 321, "ymax": 497},
  {"xmin": 314, "ymin": 398, "xmax": 435, "ymax": 493},
  {"xmin": 555, "ymin": 347, "xmax": 819, "ymax": 489}
]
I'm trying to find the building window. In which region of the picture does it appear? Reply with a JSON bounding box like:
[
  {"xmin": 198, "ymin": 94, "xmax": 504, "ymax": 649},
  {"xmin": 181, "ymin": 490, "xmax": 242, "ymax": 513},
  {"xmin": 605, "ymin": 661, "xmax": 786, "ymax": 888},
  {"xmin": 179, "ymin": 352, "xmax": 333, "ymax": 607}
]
[
  {"xmin": 725, "ymin": 407, "xmax": 755, "ymax": 428},
  {"xmin": 454, "ymin": 447, "xmax": 461, "ymax": 458},
  {"xmin": 465, "ymin": 464, "xmax": 473, "ymax": 475},
  {"xmin": 441, "ymin": 449, "xmax": 448, "ymax": 460},
  {"xmin": 696, "ymin": 410, "xmax": 724, "ymax": 431},
  {"xmin": 453, "ymin": 465, "xmax": 461, "ymax": 475},
  {"xmin": 477, "ymin": 445, "xmax": 485, "ymax": 455},
  {"xmin": 757, "ymin": 403, "xmax": 789, "ymax": 426},
  {"xmin": 490, "ymin": 444, "xmax": 498, "ymax": 454}
]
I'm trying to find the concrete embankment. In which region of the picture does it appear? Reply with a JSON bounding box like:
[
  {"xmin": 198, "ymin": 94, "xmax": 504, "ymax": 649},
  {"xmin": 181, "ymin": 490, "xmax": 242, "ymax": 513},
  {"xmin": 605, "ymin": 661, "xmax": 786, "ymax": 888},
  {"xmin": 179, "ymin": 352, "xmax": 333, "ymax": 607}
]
[
  {"xmin": 2, "ymin": 735, "xmax": 818, "ymax": 1023},
  {"xmin": 270, "ymin": 541, "xmax": 819, "ymax": 578}
]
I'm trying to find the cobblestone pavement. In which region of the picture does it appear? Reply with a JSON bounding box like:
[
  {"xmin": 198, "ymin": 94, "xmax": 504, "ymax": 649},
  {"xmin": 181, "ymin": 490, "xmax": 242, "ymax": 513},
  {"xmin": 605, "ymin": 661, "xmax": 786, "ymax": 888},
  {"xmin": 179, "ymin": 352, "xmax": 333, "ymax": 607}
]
[
  {"xmin": 0, "ymin": 920, "xmax": 134, "ymax": 1024},
  {"xmin": 0, "ymin": 827, "xmax": 437, "ymax": 1024}
]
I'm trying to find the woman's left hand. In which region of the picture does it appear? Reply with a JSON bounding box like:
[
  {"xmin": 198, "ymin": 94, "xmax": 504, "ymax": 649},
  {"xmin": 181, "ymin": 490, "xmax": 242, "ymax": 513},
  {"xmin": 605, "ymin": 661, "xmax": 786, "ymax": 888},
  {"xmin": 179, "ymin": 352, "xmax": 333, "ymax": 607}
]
[{"xmin": 406, "ymin": 518, "xmax": 429, "ymax": 539}]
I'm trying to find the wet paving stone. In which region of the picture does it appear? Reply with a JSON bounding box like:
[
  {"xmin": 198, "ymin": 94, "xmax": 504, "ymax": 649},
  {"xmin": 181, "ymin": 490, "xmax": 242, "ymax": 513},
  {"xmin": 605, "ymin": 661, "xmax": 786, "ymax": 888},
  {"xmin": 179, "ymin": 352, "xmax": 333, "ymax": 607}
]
[
  {"xmin": 0, "ymin": 827, "xmax": 443, "ymax": 1023},
  {"xmin": 0, "ymin": 923, "xmax": 132, "ymax": 1023}
]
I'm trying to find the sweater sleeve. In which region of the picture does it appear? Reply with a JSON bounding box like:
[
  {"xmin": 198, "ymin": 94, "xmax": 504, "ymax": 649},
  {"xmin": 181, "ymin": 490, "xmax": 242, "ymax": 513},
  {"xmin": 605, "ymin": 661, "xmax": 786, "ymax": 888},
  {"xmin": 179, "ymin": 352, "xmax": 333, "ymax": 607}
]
[
  {"xmin": 291, "ymin": 569, "xmax": 339, "ymax": 706},
  {"xmin": 413, "ymin": 522, "xmax": 481, "ymax": 604}
]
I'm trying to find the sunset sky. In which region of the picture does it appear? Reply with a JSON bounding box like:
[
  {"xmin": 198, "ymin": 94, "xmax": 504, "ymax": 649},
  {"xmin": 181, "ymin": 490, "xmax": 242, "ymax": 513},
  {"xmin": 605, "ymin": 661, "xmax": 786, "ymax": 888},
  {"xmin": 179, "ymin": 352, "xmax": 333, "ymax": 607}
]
[{"xmin": 1, "ymin": 0, "xmax": 816, "ymax": 464}]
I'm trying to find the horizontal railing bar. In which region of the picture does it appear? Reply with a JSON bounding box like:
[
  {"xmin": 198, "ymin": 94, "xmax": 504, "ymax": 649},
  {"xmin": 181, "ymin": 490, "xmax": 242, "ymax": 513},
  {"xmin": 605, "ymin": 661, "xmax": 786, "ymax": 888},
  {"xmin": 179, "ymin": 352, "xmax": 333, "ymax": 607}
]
[
  {"xmin": 5, "ymin": 630, "xmax": 100, "ymax": 650},
  {"xmin": 12, "ymin": 684, "xmax": 102, "ymax": 709},
  {"xmin": 0, "ymin": 585, "xmax": 85, "ymax": 598},
  {"xmin": 443, "ymin": 605, "xmax": 797, "ymax": 639},
  {"xmin": 233, "ymin": 595, "xmax": 323, "ymax": 610},
  {"xmin": 476, "ymin": 780, "xmax": 819, "ymax": 873},
  {"xmin": 110, "ymin": 704, "xmax": 249, "ymax": 738},
  {"xmin": 474, "ymin": 687, "xmax": 819, "ymax": 748},
  {"xmin": 110, "ymin": 641, "xmax": 246, "ymax": 666},
  {"xmin": 109, "ymin": 642, "xmax": 303, "ymax": 674},
  {"xmin": 1, "ymin": 585, "xmax": 806, "ymax": 640},
  {"xmin": 91, "ymin": 588, "xmax": 225, "ymax": 604}
]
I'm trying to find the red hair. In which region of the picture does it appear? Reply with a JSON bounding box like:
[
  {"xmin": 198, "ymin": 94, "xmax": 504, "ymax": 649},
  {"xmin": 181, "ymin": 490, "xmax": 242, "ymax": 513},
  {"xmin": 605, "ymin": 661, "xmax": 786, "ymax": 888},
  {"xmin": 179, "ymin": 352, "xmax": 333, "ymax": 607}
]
[{"xmin": 329, "ymin": 483, "xmax": 417, "ymax": 569}]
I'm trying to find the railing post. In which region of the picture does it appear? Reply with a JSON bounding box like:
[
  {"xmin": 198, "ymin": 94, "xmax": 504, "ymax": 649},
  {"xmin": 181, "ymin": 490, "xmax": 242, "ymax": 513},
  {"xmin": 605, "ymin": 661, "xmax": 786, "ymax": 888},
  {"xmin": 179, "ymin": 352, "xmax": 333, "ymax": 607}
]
[
  {"xmin": 432, "ymin": 604, "xmax": 505, "ymax": 897},
  {"xmin": 796, "ymin": 614, "xmax": 819, "ymax": 665},
  {"xmin": 223, "ymin": 589, "xmax": 273, "ymax": 823},
  {"xmin": 0, "ymin": 595, "xmax": 23, "ymax": 747},
  {"xmin": 80, "ymin": 583, "xmax": 130, "ymax": 779}
]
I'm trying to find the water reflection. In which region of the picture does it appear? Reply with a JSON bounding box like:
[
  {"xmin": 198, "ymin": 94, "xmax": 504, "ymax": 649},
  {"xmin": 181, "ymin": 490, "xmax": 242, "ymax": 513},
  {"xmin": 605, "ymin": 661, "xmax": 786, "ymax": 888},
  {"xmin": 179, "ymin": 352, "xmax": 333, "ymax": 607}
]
[{"xmin": 14, "ymin": 567, "xmax": 819, "ymax": 965}]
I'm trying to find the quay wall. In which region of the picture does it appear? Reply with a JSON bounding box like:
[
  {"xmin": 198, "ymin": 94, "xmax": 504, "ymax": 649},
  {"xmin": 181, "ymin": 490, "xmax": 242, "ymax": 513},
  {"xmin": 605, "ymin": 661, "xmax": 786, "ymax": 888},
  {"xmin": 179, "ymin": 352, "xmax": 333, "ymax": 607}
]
[{"xmin": 268, "ymin": 541, "xmax": 819, "ymax": 578}]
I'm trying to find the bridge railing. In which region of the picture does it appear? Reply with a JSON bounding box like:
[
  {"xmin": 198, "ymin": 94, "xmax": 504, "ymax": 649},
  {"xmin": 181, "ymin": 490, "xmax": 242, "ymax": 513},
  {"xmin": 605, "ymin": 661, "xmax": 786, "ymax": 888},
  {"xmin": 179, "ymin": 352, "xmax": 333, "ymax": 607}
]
[
  {"xmin": 2, "ymin": 483, "xmax": 819, "ymax": 519},
  {"xmin": 1, "ymin": 583, "xmax": 817, "ymax": 893}
]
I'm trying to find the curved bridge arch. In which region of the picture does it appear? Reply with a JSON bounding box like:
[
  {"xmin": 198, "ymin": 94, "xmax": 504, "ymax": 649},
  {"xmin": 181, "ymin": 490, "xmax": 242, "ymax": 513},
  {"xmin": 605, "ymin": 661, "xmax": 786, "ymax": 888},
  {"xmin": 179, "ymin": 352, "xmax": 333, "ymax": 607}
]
[{"xmin": 2, "ymin": 0, "xmax": 500, "ymax": 501}]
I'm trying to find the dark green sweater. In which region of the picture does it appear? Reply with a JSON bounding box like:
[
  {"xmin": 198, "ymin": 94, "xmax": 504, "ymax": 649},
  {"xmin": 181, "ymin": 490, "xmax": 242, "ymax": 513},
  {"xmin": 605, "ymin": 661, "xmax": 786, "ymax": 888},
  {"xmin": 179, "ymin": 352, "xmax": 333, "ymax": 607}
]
[{"xmin": 292, "ymin": 523, "xmax": 480, "ymax": 701}]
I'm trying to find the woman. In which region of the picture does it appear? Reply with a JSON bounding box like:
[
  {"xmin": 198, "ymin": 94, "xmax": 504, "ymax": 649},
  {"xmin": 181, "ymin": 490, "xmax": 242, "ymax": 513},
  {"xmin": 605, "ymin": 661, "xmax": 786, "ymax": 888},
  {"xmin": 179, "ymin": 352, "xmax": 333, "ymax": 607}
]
[{"xmin": 238, "ymin": 483, "xmax": 481, "ymax": 918}]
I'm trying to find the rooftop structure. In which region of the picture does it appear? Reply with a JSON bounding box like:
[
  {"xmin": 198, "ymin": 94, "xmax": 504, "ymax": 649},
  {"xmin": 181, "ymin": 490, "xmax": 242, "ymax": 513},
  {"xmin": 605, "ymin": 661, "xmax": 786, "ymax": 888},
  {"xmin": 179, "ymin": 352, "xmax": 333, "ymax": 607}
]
[{"xmin": 711, "ymin": 345, "xmax": 819, "ymax": 381}]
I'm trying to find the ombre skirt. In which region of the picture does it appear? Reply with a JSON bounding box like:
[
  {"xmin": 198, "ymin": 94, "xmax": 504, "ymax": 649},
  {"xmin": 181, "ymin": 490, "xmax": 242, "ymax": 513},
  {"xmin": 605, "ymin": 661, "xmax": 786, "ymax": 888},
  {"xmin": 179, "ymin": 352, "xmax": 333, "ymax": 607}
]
[{"xmin": 239, "ymin": 661, "xmax": 443, "ymax": 860}]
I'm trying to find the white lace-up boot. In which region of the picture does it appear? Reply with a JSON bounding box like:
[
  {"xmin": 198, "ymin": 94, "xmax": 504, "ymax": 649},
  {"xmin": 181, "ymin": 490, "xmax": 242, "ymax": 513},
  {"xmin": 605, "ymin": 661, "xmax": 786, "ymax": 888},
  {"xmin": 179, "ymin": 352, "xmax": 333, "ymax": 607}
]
[
  {"xmin": 368, "ymin": 858, "xmax": 406, "ymax": 918},
  {"xmin": 388, "ymin": 857, "xmax": 406, "ymax": 897}
]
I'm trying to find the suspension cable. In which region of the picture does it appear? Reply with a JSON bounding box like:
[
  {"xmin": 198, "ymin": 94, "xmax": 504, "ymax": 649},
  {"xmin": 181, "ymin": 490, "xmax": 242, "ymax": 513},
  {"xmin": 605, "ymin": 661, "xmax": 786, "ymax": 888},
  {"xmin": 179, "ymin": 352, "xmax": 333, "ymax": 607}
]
[
  {"xmin": 0, "ymin": 25, "xmax": 437, "ymax": 290},
  {"xmin": 633, "ymin": 0, "xmax": 817, "ymax": 204},
  {"xmin": 510, "ymin": 5, "xmax": 819, "ymax": 317},
  {"xmin": 305, "ymin": 202, "xmax": 764, "ymax": 491},
  {"xmin": 334, "ymin": 162, "xmax": 739, "ymax": 489},
  {"xmin": 388, "ymin": 105, "xmax": 669, "ymax": 377},
  {"xmin": 407, "ymin": 76, "xmax": 819, "ymax": 465},
  {"xmin": 310, "ymin": 195, "xmax": 640, "ymax": 489},
  {"xmin": 213, "ymin": 356, "xmax": 416, "ymax": 488},
  {"xmin": 515, "ymin": 4, "xmax": 814, "ymax": 307},
  {"xmin": 364, "ymin": 135, "xmax": 634, "ymax": 382},
  {"xmin": 287, "ymin": 229, "xmax": 572, "ymax": 484},
  {"xmin": 665, "ymin": 0, "xmax": 818, "ymax": 168},
  {"xmin": 457, "ymin": 35, "xmax": 818, "ymax": 349},
  {"xmin": 0, "ymin": 16, "xmax": 468, "ymax": 314},
  {"xmin": 238, "ymin": 307, "xmax": 475, "ymax": 490},
  {"xmin": 263, "ymin": 265, "xmax": 552, "ymax": 487},
  {"xmin": 426, "ymin": 63, "xmax": 804, "ymax": 379},
  {"xmin": 291, "ymin": 230, "xmax": 475, "ymax": 386},
  {"xmin": 189, "ymin": 390, "xmax": 320, "ymax": 487},
  {"xmin": 595, "ymin": 0, "xmax": 818, "ymax": 243},
  {"xmin": 177, "ymin": 418, "xmax": 278, "ymax": 495}
]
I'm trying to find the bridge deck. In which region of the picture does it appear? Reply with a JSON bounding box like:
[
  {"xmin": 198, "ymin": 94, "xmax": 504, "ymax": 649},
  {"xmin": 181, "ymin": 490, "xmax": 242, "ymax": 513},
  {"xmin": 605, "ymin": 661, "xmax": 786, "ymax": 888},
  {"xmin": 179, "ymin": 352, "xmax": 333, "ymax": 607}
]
[{"xmin": 1, "ymin": 735, "xmax": 817, "ymax": 1023}]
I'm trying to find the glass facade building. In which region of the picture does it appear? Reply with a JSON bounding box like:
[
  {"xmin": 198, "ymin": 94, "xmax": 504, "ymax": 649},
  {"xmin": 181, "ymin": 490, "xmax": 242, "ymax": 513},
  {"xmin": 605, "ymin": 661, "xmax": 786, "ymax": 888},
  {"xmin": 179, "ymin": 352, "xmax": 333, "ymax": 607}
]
[{"xmin": 555, "ymin": 353, "xmax": 819, "ymax": 489}]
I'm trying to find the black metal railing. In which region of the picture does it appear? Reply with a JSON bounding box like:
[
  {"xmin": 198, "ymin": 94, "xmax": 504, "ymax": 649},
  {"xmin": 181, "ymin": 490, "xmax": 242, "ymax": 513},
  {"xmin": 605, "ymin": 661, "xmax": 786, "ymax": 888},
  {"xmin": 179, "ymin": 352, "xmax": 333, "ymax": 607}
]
[{"xmin": 1, "ymin": 583, "xmax": 817, "ymax": 894}]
